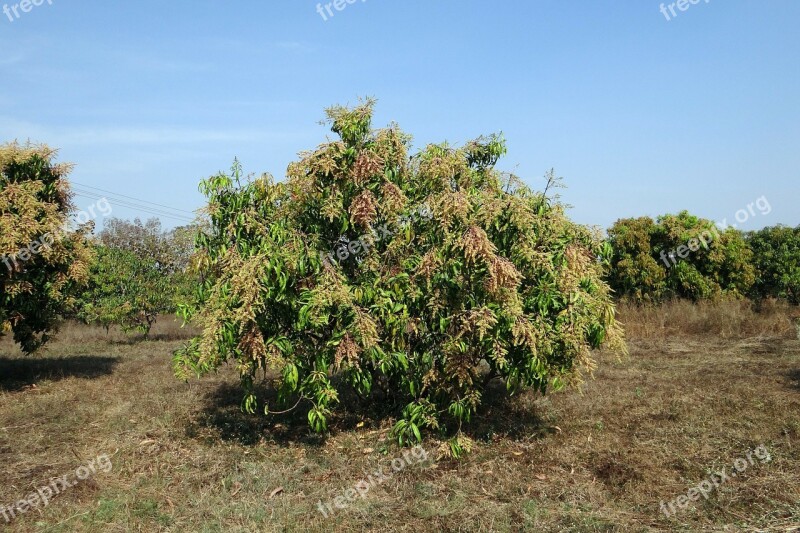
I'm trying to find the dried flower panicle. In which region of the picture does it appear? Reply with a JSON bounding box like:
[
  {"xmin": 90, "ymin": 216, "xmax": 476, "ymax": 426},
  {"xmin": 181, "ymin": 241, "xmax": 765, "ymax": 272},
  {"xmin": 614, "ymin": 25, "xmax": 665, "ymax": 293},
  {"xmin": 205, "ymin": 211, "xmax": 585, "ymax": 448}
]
[
  {"xmin": 460, "ymin": 225, "xmax": 496, "ymax": 264},
  {"xmin": 335, "ymin": 332, "xmax": 361, "ymax": 370},
  {"xmin": 380, "ymin": 181, "xmax": 407, "ymax": 215},
  {"xmin": 349, "ymin": 189, "xmax": 378, "ymax": 228},
  {"xmin": 486, "ymin": 256, "xmax": 523, "ymax": 294},
  {"xmin": 352, "ymin": 152, "xmax": 384, "ymax": 187}
]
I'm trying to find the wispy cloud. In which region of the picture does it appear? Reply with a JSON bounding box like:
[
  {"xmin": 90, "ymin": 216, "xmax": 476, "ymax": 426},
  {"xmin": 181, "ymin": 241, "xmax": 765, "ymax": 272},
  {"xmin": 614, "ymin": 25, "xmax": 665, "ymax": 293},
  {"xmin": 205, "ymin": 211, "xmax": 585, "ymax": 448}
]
[
  {"xmin": 275, "ymin": 41, "xmax": 314, "ymax": 52},
  {"xmin": 122, "ymin": 55, "xmax": 213, "ymax": 73},
  {"xmin": 0, "ymin": 117, "xmax": 308, "ymax": 146},
  {"xmin": 0, "ymin": 53, "xmax": 25, "ymax": 67}
]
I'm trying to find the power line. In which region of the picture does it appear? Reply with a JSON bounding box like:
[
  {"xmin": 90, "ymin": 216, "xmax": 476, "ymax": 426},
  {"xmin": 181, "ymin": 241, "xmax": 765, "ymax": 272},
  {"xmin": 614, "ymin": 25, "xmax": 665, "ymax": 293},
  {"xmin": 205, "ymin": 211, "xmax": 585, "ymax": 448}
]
[
  {"xmin": 73, "ymin": 187, "xmax": 193, "ymax": 218},
  {"xmin": 71, "ymin": 186, "xmax": 197, "ymax": 221},
  {"xmin": 73, "ymin": 190, "xmax": 195, "ymax": 222},
  {"xmin": 73, "ymin": 191, "xmax": 196, "ymax": 224},
  {"xmin": 70, "ymin": 181, "xmax": 197, "ymax": 215}
]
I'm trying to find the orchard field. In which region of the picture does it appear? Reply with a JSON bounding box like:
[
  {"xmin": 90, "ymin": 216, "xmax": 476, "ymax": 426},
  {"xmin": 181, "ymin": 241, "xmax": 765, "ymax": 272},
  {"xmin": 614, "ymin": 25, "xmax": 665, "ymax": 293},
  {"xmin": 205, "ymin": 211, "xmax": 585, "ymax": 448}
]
[
  {"xmin": 4, "ymin": 2, "xmax": 800, "ymax": 531},
  {"xmin": 1, "ymin": 301, "xmax": 799, "ymax": 532},
  {"xmin": 2, "ymin": 104, "xmax": 800, "ymax": 532}
]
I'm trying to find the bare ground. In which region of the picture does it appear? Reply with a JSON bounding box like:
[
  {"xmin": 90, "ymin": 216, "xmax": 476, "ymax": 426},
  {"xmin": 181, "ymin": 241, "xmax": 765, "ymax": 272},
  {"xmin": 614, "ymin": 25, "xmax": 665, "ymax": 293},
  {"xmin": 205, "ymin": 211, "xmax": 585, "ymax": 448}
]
[{"xmin": 1, "ymin": 303, "xmax": 799, "ymax": 532}]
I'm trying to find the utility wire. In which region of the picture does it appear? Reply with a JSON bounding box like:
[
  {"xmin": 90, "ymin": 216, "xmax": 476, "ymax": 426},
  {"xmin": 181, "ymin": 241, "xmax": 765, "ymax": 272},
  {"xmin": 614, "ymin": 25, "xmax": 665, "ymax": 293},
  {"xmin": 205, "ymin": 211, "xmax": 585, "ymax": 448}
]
[
  {"xmin": 73, "ymin": 191, "xmax": 196, "ymax": 224},
  {"xmin": 70, "ymin": 186, "xmax": 197, "ymax": 220},
  {"xmin": 73, "ymin": 190, "xmax": 195, "ymax": 222},
  {"xmin": 69, "ymin": 181, "xmax": 197, "ymax": 215},
  {"xmin": 71, "ymin": 187, "xmax": 192, "ymax": 217}
]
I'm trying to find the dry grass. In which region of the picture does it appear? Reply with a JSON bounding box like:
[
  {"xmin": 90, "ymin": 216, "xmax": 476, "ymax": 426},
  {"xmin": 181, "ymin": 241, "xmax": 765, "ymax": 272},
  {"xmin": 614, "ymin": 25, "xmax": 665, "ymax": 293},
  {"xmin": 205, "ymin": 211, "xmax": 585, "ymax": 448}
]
[
  {"xmin": 0, "ymin": 305, "xmax": 799, "ymax": 532},
  {"xmin": 618, "ymin": 298, "xmax": 800, "ymax": 341}
]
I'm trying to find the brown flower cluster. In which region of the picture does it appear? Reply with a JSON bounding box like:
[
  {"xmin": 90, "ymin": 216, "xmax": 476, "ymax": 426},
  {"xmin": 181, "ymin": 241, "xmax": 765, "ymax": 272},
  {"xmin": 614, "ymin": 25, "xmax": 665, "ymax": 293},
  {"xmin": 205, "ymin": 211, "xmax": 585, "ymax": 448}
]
[
  {"xmin": 380, "ymin": 181, "xmax": 407, "ymax": 215},
  {"xmin": 349, "ymin": 189, "xmax": 378, "ymax": 228},
  {"xmin": 460, "ymin": 225, "xmax": 496, "ymax": 264},
  {"xmin": 335, "ymin": 332, "xmax": 361, "ymax": 370},
  {"xmin": 352, "ymin": 152, "xmax": 384, "ymax": 187}
]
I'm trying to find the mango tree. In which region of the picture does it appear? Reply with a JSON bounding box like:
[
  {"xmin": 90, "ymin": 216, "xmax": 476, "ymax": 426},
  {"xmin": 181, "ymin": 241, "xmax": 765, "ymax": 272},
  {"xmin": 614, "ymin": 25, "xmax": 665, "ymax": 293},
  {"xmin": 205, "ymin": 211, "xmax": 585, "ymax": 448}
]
[
  {"xmin": 173, "ymin": 101, "xmax": 626, "ymax": 455},
  {"xmin": 0, "ymin": 142, "xmax": 93, "ymax": 353}
]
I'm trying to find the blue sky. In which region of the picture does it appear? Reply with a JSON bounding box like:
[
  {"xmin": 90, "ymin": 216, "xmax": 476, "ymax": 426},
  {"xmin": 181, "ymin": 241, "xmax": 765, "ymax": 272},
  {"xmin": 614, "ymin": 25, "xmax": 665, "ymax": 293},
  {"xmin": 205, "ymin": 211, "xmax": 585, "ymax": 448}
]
[{"xmin": 1, "ymin": 0, "xmax": 798, "ymax": 230}]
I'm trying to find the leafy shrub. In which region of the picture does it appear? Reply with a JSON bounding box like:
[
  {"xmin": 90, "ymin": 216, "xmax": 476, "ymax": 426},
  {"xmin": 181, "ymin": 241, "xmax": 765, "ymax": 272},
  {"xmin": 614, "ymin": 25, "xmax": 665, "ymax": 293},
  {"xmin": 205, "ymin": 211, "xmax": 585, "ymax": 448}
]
[
  {"xmin": 78, "ymin": 218, "xmax": 200, "ymax": 336},
  {"xmin": 0, "ymin": 142, "xmax": 93, "ymax": 353},
  {"xmin": 747, "ymin": 225, "xmax": 800, "ymax": 305},
  {"xmin": 78, "ymin": 245, "xmax": 172, "ymax": 336},
  {"xmin": 603, "ymin": 217, "xmax": 667, "ymax": 302},
  {"xmin": 173, "ymin": 101, "xmax": 625, "ymax": 453},
  {"xmin": 606, "ymin": 211, "xmax": 755, "ymax": 303}
]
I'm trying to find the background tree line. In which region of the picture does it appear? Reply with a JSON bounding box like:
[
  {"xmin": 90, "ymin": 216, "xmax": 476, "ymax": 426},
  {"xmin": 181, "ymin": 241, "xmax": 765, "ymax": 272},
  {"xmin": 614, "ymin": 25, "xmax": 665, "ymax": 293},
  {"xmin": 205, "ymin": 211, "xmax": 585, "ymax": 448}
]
[
  {"xmin": 1, "ymin": 128, "xmax": 797, "ymax": 454},
  {"xmin": 605, "ymin": 211, "xmax": 800, "ymax": 305},
  {"xmin": 3, "ymin": 138, "xmax": 797, "ymax": 357},
  {"xmin": 76, "ymin": 217, "xmax": 199, "ymax": 337}
]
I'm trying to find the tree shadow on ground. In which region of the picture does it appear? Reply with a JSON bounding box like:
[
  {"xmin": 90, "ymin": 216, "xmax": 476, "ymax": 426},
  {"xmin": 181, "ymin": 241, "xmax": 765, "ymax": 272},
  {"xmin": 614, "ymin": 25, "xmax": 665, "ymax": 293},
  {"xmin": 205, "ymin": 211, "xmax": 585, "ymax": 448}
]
[
  {"xmin": 187, "ymin": 376, "xmax": 407, "ymax": 447},
  {"xmin": 188, "ymin": 376, "xmax": 556, "ymax": 447},
  {"xmin": 186, "ymin": 380, "xmax": 321, "ymax": 447},
  {"xmin": 788, "ymin": 369, "xmax": 800, "ymax": 391},
  {"xmin": 106, "ymin": 332, "xmax": 194, "ymax": 346},
  {"xmin": 0, "ymin": 355, "xmax": 120, "ymax": 391},
  {"xmin": 462, "ymin": 379, "xmax": 559, "ymax": 443}
]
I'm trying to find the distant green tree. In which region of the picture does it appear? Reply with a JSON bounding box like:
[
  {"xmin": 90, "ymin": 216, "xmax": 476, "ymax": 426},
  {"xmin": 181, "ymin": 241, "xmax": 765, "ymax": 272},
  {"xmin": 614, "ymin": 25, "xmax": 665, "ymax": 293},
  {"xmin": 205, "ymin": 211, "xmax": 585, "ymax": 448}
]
[
  {"xmin": 607, "ymin": 211, "xmax": 755, "ymax": 302},
  {"xmin": 747, "ymin": 225, "xmax": 800, "ymax": 305},
  {"xmin": 604, "ymin": 217, "xmax": 667, "ymax": 302},
  {"xmin": 79, "ymin": 218, "xmax": 200, "ymax": 337},
  {"xmin": 78, "ymin": 245, "xmax": 172, "ymax": 336}
]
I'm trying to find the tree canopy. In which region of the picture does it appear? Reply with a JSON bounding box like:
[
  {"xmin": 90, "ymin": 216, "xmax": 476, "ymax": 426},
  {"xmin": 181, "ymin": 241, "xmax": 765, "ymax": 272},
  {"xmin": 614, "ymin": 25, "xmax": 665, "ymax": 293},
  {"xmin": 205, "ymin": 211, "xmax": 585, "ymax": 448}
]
[
  {"xmin": 606, "ymin": 211, "xmax": 755, "ymax": 303},
  {"xmin": 0, "ymin": 142, "xmax": 93, "ymax": 353},
  {"xmin": 173, "ymin": 101, "xmax": 625, "ymax": 454}
]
